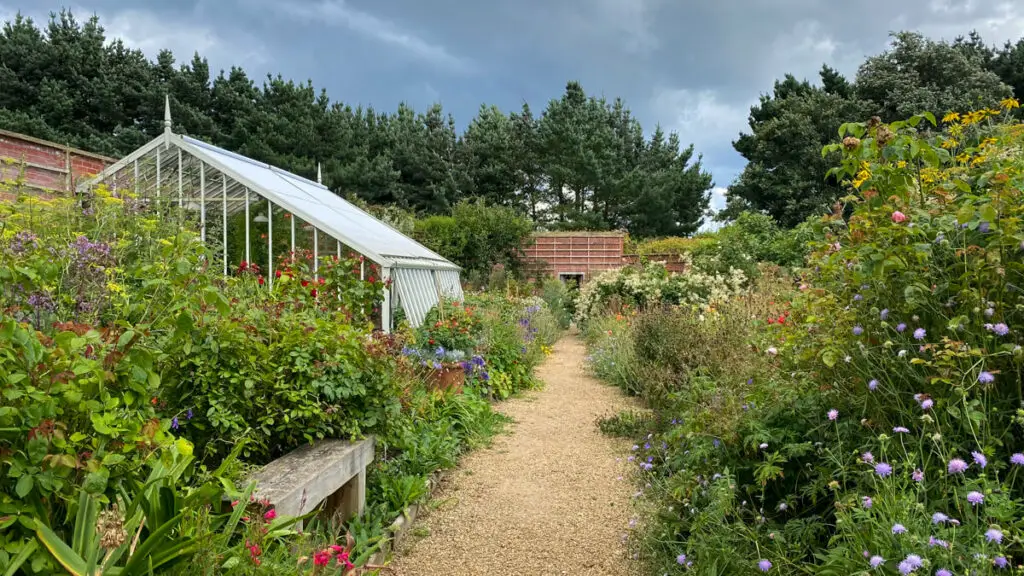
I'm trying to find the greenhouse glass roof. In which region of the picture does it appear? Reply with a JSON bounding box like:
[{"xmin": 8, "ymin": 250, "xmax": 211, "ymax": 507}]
[{"xmin": 77, "ymin": 99, "xmax": 462, "ymax": 328}]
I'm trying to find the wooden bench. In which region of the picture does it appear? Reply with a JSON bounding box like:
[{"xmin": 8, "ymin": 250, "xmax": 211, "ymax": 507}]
[{"xmin": 248, "ymin": 437, "xmax": 375, "ymax": 527}]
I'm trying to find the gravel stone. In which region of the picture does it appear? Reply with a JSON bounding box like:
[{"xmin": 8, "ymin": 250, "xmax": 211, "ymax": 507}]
[{"xmin": 389, "ymin": 335, "xmax": 636, "ymax": 575}]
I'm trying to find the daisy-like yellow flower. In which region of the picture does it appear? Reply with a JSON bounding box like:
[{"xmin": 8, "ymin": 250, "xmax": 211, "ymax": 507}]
[
  {"xmin": 896, "ymin": 160, "xmax": 907, "ymax": 169},
  {"xmin": 942, "ymin": 112, "xmax": 961, "ymax": 124},
  {"xmin": 941, "ymin": 139, "xmax": 958, "ymax": 149},
  {"xmin": 1000, "ymin": 97, "xmax": 1021, "ymax": 110}
]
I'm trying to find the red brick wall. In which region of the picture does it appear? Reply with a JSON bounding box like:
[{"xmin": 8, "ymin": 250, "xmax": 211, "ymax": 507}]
[
  {"xmin": 0, "ymin": 129, "xmax": 113, "ymax": 200},
  {"xmin": 522, "ymin": 233, "xmax": 627, "ymax": 281}
]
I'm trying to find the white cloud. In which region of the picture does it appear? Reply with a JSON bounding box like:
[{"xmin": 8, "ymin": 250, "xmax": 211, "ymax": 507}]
[
  {"xmin": 267, "ymin": 0, "xmax": 472, "ymax": 72},
  {"xmin": 911, "ymin": 0, "xmax": 1024, "ymax": 44},
  {"xmin": 708, "ymin": 186, "xmax": 728, "ymax": 211},
  {"xmin": 650, "ymin": 87, "xmax": 750, "ymax": 161}
]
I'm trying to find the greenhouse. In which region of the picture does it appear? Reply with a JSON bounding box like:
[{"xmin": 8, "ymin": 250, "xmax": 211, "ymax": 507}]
[{"xmin": 78, "ymin": 98, "xmax": 462, "ymax": 330}]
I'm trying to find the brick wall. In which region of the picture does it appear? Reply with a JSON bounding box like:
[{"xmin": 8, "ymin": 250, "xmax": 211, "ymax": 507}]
[
  {"xmin": 0, "ymin": 128, "xmax": 114, "ymax": 201},
  {"xmin": 522, "ymin": 232, "xmax": 627, "ymax": 281}
]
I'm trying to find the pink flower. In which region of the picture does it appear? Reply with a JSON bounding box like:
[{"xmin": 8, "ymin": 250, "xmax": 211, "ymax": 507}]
[
  {"xmin": 263, "ymin": 508, "xmax": 276, "ymax": 521},
  {"xmin": 313, "ymin": 550, "xmax": 331, "ymax": 567},
  {"xmin": 891, "ymin": 211, "xmax": 907, "ymax": 223}
]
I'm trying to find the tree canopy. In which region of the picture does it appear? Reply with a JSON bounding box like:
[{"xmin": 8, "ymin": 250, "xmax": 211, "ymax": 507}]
[
  {"xmin": 0, "ymin": 10, "xmax": 713, "ymax": 238},
  {"xmin": 726, "ymin": 31, "xmax": 1022, "ymax": 226}
]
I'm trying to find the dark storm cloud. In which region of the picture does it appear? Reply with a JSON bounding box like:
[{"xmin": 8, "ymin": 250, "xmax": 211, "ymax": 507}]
[{"xmin": 4, "ymin": 0, "xmax": 1023, "ymax": 198}]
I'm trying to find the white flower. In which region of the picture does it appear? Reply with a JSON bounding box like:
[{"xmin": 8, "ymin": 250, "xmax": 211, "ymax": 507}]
[{"xmin": 766, "ymin": 346, "xmax": 778, "ymax": 356}]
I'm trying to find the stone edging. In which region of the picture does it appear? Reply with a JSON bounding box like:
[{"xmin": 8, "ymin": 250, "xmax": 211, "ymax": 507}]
[{"xmin": 368, "ymin": 469, "xmax": 448, "ymax": 566}]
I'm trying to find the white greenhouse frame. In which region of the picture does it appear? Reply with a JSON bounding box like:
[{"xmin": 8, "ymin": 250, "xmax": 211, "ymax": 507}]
[{"xmin": 78, "ymin": 98, "xmax": 462, "ymax": 330}]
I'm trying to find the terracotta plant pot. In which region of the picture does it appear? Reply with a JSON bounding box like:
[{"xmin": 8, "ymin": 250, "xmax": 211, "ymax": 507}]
[{"xmin": 427, "ymin": 363, "xmax": 465, "ymax": 394}]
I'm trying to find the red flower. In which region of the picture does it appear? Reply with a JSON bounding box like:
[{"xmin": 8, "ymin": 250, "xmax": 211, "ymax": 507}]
[
  {"xmin": 313, "ymin": 550, "xmax": 331, "ymax": 567},
  {"xmin": 301, "ymin": 280, "xmax": 310, "ymax": 287},
  {"xmin": 368, "ymin": 276, "xmax": 376, "ymax": 283},
  {"xmin": 275, "ymin": 270, "xmax": 281, "ymax": 278},
  {"xmin": 777, "ymin": 315, "xmax": 785, "ymax": 324},
  {"xmin": 767, "ymin": 318, "xmax": 775, "ymax": 324},
  {"xmin": 258, "ymin": 276, "xmax": 265, "ymax": 286},
  {"xmin": 263, "ymin": 508, "xmax": 276, "ymax": 521},
  {"xmin": 311, "ymin": 289, "xmax": 318, "ymax": 298},
  {"xmin": 239, "ymin": 260, "xmax": 248, "ymax": 270},
  {"xmin": 318, "ymin": 277, "xmax": 325, "ymax": 285}
]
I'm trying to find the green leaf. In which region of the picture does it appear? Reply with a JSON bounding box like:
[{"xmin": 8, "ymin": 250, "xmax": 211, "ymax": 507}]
[
  {"xmin": 979, "ymin": 203, "xmax": 998, "ymax": 223},
  {"xmin": 15, "ymin": 475, "xmax": 34, "ymax": 498},
  {"xmin": 3, "ymin": 540, "xmax": 38, "ymax": 576},
  {"xmin": 956, "ymin": 205, "xmax": 975, "ymax": 225},
  {"xmin": 922, "ymin": 111, "xmax": 937, "ymax": 126},
  {"xmin": 36, "ymin": 523, "xmax": 88, "ymax": 576},
  {"xmin": 82, "ymin": 468, "xmax": 110, "ymax": 495}
]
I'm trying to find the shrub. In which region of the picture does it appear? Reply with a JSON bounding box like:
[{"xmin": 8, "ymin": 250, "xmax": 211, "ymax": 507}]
[
  {"xmin": 589, "ymin": 105, "xmax": 1024, "ymax": 576},
  {"xmin": 413, "ymin": 199, "xmax": 534, "ymax": 277},
  {"xmin": 539, "ymin": 277, "xmax": 573, "ymax": 329}
]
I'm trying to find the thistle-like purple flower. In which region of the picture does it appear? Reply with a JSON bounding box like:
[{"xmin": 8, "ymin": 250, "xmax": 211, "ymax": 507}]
[
  {"xmin": 676, "ymin": 554, "xmax": 687, "ymax": 565},
  {"xmin": 862, "ymin": 496, "xmax": 873, "ymax": 509},
  {"xmin": 967, "ymin": 491, "xmax": 984, "ymax": 505},
  {"xmin": 828, "ymin": 409, "xmax": 839, "ymax": 421},
  {"xmin": 913, "ymin": 328, "xmax": 926, "ymax": 340},
  {"xmin": 920, "ymin": 399, "xmax": 934, "ymax": 410},
  {"xmin": 986, "ymin": 528, "xmax": 1003, "ymax": 543},
  {"xmin": 979, "ymin": 371, "xmax": 995, "ymax": 384},
  {"xmin": 853, "ymin": 325, "xmax": 864, "ymax": 336},
  {"xmin": 868, "ymin": 379, "xmax": 879, "ymax": 391},
  {"xmin": 892, "ymin": 523, "xmax": 907, "ymax": 535},
  {"xmin": 992, "ymin": 323, "xmax": 1010, "ymax": 336},
  {"xmin": 880, "ymin": 309, "xmax": 889, "ymax": 320},
  {"xmin": 862, "ymin": 452, "xmax": 875, "ymax": 463},
  {"xmin": 758, "ymin": 559, "xmax": 772, "ymax": 572},
  {"xmin": 948, "ymin": 458, "xmax": 968, "ymax": 474},
  {"xmin": 896, "ymin": 322, "xmax": 907, "ymax": 332},
  {"xmin": 972, "ymin": 451, "xmax": 988, "ymax": 469},
  {"xmin": 875, "ymin": 462, "xmax": 892, "ymax": 477},
  {"xmin": 932, "ymin": 512, "xmax": 949, "ymax": 524},
  {"xmin": 869, "ymin": 555, "xmax": 884, "ymax": 568},
  {"xmin": 912, "ymin": 469, "xmax": 924, "ymax": 482},
  {"xmin": 854, "ymin": 294, "xmax": 863, "ymax": 301},
  {"xmin": 994, "ymin": 556, "xmax": 1009, "ymax": 568},
  {"xmin": 893, "ymin": 426, "xmax": 910, "ymax": 433},
  {"xmin": 935, "ymin": 569, "xmax": 952, "ymax": 576},
  {"xmin": 1011, "ymin": 453, "xmax": 1024, "ymax": 466}
]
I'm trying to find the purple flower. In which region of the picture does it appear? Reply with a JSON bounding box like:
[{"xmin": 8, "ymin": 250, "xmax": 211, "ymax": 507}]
[
  {"xmin": 631, "ymin": 445, "xmax": 639, "ymax": 451},
  {"xmin": 972, "ymin": 451, "xmax": 988, "ymax": 469},
  {"xmin": 892, "ymin": 523, "xmax": 907, "ymax": 535},
  {"xmin": 875, "ymin": 462, "xmax": 893, "ymax": 477},
  {"xmin": 853, "ymin": 325, "xmax": 864, "ymax": 336},
  {"xmin": 862, "ymin": 452, "xmax": 874, "ymax": 463},
  {"xmin": 854, "ymin": 294, "xmax": 863, "ymax": 301},
  {"xmin": 986, "ymin": 528, "xmax": 1003, "ymax": 543},
  {"xmin": 913, "ymin": 469, "xmax": 925, "ymax": 482},
  {"xmin": 935, "ymin": 569, "xmax": 952, "ymax": 576},
  {"xmin": 186, "ymin": 409, "xmax": 193, "ymax": 420},
  {"xmin": 676, "ymin": 554, "xmax": 687, "ymax": 565},
  {"xmin": 985, "ymin": 307, "xmax": 995, "ymax": 317},
  {"xmin": 862, "ymin": 496, "xmax": 873, "ymax": 509},
  {"xmin": 929, "ymin": 536, "xmax": 949, "ymax": 548},
  {"xmin": 880, "ymin": 309, "xmax": 889, "ymax": 320},
  {"xmin": 1011, "ymin": 453, "xmax": 1024, "ymax": 466},
  {"xmin": 758, "ymin": 559, "xmax": 772, "ymax": 572},
  {"xmin": 948, "ymin": 458, "xmax": 968, "ymax": 474},
  {"xmin": 868, "ymin": 379, "xmax": 879, "ymax": 391},
  {"xmin": 979, "ymin": 221, "xmax": 991, "ymax": 233},
  {"xmin": 992, "ymin": 323, "xmax": 1010, "ymax": 336},
  {"xmin": 893, "ymin": 426, "xmax": 910, "ymax": 433},
  {"xmin": 994, "ymin": 556, "xmax": 1008, "ymax": 568},
  {"xmin": 896, "ymin": 322, "xmax": 907, "ymax": 332},
  {"xmin": 898, "ymin": 554, "xmax": 923, "ymax": 575},
  {"xmin": 932, "ymin": 512, "xmax": 949, "ymax": 524},
  {"xmin": 828, "ymin": 409, "xmax": 839, "ymax": 421},
  {"xmin": 920, "ymin": 399, "xmax": 934, "ymax": 410},
  {"xmin": 171, "ymin": 417, "xmax": 179, "ymax": 430},
  {"xmin": 967, "ymin": 491, "xmax": 984, "ymax": 505},
  {"xmin": 979, "ymin": 371, "xmax": 995, "ymax": 383},
  {"xmin": 913, "ymin": 328, "xmax": 926, "ymax": 340},
  {"xmin": 869, "ymin": 555, "xmax": 885, "ymax": 568},
  {"xmin": 644, "ymin": 442, "xmax": 651, "ymax": 450}
]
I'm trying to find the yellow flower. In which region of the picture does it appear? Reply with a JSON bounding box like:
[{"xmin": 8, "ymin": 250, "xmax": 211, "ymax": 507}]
[
  {"xmin": 979, "ymin": 137, "xmax": 998, "ymax": 149},
  {"xmin": 940, "ymin": 139, "xmax": 958, "ymax": 149},
  {"xmin": 1001, "ymin": 97, "xmax": 1021, "ymax": 110},
  {"xmin": 896, "ymin": 161, "xmax": 907, "ymax": 169},
  {"xmin": 942, "ymin": 112, "xmax": 961, "ymax": 124},
  {"xmin": 852, "ymin": 170, "xmax": 870, "ymax": 189},
  {"xmin": 971, "ymin": 155, "xmax": 986, "ymax": 167}
]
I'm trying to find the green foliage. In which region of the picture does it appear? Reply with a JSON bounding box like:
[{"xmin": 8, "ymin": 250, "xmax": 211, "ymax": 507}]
[
  {"xmin": 586, "ymin": 109, "xmax": 1024, "ymax": 575},
  {"xmin": 414, "ymin": 199, "xmax": 534, "ymax": 276},
  {"xmin": 417, "ymin": 301, "xmax": 483, "ymax": 353},
  {"xmin": 628, "ymin": 236, "xmax": 716, "ymax": 256},
  {"xmin": 539, "ymin": 278, "xmax": 573, "ymax": 330}
]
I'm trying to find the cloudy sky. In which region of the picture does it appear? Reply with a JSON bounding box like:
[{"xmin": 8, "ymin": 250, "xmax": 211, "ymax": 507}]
[{"xmin": 3, "ymin": 0, "xmax": 1024, "ymax": 211}]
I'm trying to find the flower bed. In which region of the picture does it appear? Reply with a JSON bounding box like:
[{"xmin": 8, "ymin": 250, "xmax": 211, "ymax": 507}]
[
  {"xmin": 0, "ymin": 187, "xmax": 559, "ymax": 574},
  {"xmin": 587, "ymin": 105, "xmax": 1024, "ymax": 575}
]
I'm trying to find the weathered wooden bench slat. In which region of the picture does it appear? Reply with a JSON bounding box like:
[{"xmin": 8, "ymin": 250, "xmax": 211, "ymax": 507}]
[{"xmin": 248, "ymin": 437, "xmax": 375, "ymax": 525}]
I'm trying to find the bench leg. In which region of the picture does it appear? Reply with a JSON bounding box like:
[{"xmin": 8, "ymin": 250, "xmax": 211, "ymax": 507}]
[{"xmin": 329, "ymin": 468, "xmax": 366, "ymax": 523}]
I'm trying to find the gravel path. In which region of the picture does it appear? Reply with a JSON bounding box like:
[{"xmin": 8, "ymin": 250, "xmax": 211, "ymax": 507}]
[{"xmin": 389, "ymin": 335, "xmax": 635, "ymax": 576}]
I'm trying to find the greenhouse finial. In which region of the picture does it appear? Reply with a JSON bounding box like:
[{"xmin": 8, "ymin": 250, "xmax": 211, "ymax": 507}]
[
  {"xmin": 163, "ymin": 95, "xmax": 172, "ymax": 133},
  {"xmin": 317, "ymin": 162, "xmax": 322, "ymax": 185}
]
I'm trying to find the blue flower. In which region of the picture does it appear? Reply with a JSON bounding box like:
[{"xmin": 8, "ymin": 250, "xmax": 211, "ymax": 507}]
[{"xmin": 171, "ymin": 417, "xmax": 179, "ymax": 430}]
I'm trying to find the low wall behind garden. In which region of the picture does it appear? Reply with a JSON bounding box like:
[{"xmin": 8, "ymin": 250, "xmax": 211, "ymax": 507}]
[{"xmin": 0, "ymin": 128, "xmax": 114, "ymax": 200}]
